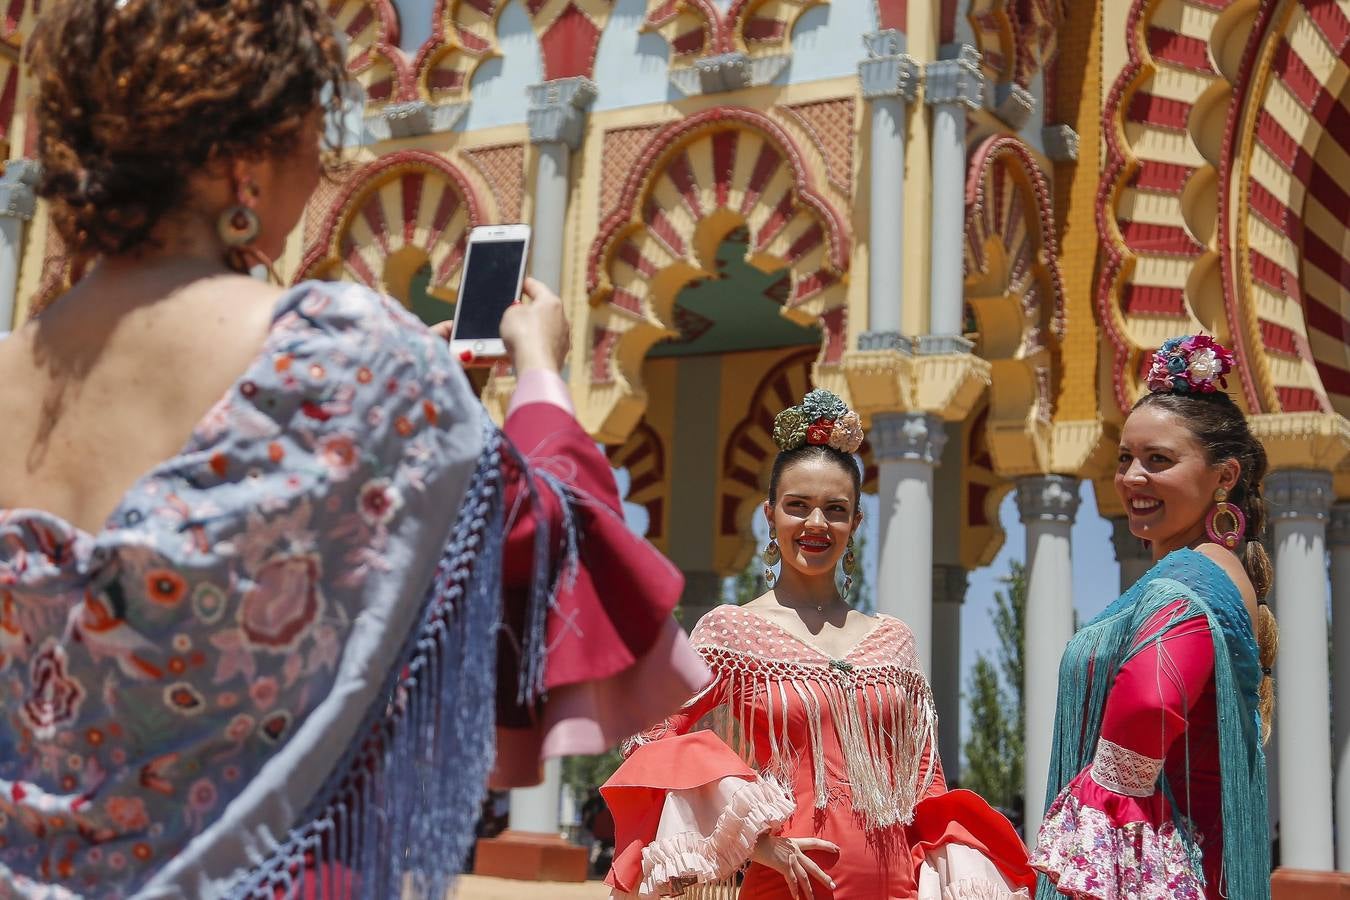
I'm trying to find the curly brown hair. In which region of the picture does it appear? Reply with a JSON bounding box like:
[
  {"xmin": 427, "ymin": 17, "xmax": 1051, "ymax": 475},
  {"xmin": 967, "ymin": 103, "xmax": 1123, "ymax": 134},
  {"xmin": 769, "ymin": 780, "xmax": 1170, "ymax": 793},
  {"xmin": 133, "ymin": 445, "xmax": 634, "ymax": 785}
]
[{"xmin": 30, "ymin": 0, "xmax": 349, "ymax": 257}]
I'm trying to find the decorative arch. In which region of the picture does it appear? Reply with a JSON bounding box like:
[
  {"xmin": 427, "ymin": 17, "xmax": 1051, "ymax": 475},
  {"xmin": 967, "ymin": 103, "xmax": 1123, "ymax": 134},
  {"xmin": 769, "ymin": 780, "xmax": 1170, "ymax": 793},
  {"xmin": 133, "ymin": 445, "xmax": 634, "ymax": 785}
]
[
  {"xmin": 585, "ymin": 107, "xmax": 851, "ymax": 442},
  {"xmin": 1220, "ymin": 0, "xmax": 1350, "ymax": 416},
  {"xmin": 964, "ymin": 134, "xmax": 1066, "ymax": 475},
  {"xmin": 968, "ymin": 0, "xmax": 1066, "ymax": 87},
  {"xmin": 606, "ymin": 422, "xmax": 669, "ymax": 552},
  {"xmin": 326, "ymin": 1, "xmax": 408, "ymax": 104},
  {"xmin": 296, "ymin": 151, "xmax": 484, "ymax": 304},
  {"xmin": 961, "ymin": 403, "xmax": 1014, "ymax": 569},
  {"xmin": 643, "ymin": 0, "xmax": 827, "ymax": 67},
  {"xmin": 1098, "ymin": 0, "xmax": 1350, "ymax": 419},
  {"xmin": 715, "ymin": 348, "xmax": 876, "ymax": 575},
  {"xmin": 417, "ymin": 0, "xmax": 615, "ymax": 103},
  {"xmin": 1096, "ymin": 0, "xmax": 1255, "ymax": 415}
]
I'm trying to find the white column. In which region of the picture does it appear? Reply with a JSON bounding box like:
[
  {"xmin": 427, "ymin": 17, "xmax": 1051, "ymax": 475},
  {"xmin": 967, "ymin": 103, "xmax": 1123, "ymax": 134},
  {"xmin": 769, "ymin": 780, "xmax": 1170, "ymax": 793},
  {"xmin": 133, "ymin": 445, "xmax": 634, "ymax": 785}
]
[
  {"xmin": 0, "ymin": 160, "xmax": 38, "ymax": 331},
  {"xmin": 1109, "ymin": 516, "xmax": 1152, "ymax": 593},
  {"xmin": 921, "ymin": 46, "xmax": 982, "ymax": 352},
  {"xmin": 932, "ymin": 563, "xmax": 967, "ymax": 782},
  {"xmin": 510, "ymin": 78, "xmax": 596, "ymax": 838},
  {"xmin": 1332, "ymin": 503, "xmax": 1350, "ymax": 872},
  {"xmin": 857, "ymin": 30, "xmax": 918, "ymax": 351},
  {"xmin": 1017, "ymin": 474, "xmax": 1080, "ymax": 837},
  {"xmin": 1268, "ymin": 470, "xmax": 1334, "ymax": 870},
  {"xmin": 873, "ymin": 412, "xmax": 947, "ymax": 673}
]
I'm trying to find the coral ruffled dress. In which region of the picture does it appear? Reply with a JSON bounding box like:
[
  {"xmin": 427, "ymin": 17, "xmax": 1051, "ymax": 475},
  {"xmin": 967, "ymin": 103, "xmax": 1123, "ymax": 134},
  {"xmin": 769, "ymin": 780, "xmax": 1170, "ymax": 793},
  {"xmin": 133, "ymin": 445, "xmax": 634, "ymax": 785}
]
[{"xmin": 603, "ymin": 605, "xmax": 1035, "ymax": 899}]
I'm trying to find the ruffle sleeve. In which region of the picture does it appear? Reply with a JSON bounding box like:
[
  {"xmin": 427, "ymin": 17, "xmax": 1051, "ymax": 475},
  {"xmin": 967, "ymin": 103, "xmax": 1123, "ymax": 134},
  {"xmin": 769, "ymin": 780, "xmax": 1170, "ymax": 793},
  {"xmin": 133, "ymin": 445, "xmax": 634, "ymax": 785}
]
[
  {"xmin": 491, "ymin": 395, "xmax": 710, "ymax": 787},
  {"xmin": 1031, "ymin": 601, "xmax": 1212, "ymax": 899},
  {"xmin": 603, "ymin": 731, "xmax": 795, "ymax": 899},
  {"xmin": 909, "ymin": 788, "xmax": 1035, "ymax": 899}
]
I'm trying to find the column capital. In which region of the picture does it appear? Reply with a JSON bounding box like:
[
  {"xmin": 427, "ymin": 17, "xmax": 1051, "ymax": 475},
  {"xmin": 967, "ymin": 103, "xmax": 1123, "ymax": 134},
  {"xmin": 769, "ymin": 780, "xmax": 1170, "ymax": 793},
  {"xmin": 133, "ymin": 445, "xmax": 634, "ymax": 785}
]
[
  {"xmin": 1330, "ymin": 502, "xmax": 1350, "ymax": 547},
  {"xmin": 1109, "ymin": 516, "xmax": 1150, "ymax": 564},
  {"xmin": 992, "ymin": 82, "xmax": 1035, "ymax": 130},
  {"xmin": 924, "ymin": 44, "xmax": 984, "ymax": 111},
  {"xmin": 871, "ymin": 412, "xmax": 947, "ymax": 465},
  {"xmin": 1042, "ymin": 124, "xmax": 1080, "ymax": 161},
  {"xmin": 0, "ymin": 160, "xmax": 38, "ymax": 222},
  {"xmin": 526, "ymin": 77, "xmax": 597, "ymax": 149},
  {"xmin": 1265, "ymin": 469, "xmax": 1334, "ymax": 522},
  {"xmin": 1016, "ymin": 474, "xmax": 1080, "ymax": 524},
  {"xmin": 932, "ymin": 563, "xmax": 968, "ymax": 605},
  {"xmin": 859, "ymin": 31, "xmax": 920, "ymax": 102}
]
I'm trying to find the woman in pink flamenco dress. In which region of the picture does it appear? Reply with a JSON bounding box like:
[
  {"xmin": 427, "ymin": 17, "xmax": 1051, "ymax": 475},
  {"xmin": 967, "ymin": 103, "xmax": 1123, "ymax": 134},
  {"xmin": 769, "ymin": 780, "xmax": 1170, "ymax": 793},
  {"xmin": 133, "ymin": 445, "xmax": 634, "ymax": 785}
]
[
  {"xmin": 602, "ymin": 392, "xmax": 1036, "ymax": 900},
  {"xmin": 1030, "ymin": 336, "xmax": 1277, "ymax": 900}
]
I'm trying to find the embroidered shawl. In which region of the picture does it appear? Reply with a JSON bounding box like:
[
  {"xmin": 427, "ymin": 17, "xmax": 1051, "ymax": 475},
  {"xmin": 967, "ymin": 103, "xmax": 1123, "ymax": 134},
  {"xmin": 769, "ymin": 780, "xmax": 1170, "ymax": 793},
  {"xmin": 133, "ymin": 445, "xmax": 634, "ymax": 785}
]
[{"xmin": 0, "ymin": 282, "xmax": 558, "ymax": 898}]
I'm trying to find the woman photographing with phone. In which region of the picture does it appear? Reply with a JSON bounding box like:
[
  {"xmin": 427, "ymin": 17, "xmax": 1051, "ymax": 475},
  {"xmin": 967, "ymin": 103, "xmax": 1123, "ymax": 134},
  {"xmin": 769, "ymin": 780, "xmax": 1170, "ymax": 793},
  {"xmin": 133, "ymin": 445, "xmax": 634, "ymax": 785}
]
[{"xmin": 0, "ymin": 1, "xmax": 706, "ymax": 896}]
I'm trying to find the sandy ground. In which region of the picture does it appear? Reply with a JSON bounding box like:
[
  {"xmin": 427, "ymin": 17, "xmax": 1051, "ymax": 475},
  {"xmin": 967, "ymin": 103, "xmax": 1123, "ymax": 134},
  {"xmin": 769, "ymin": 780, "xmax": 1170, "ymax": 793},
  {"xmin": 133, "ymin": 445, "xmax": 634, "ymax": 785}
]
[{"xmin": 453, "ymin": 875, "xmax": 611, "ymax": 898}]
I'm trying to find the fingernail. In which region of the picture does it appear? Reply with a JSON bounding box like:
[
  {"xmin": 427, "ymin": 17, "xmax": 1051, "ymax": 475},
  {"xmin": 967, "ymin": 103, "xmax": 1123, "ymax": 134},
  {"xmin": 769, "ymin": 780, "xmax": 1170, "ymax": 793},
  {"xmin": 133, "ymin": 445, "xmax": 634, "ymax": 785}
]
[{"xmin": 459, "ymin": 350, "xmax": 475, "ymax": 364}]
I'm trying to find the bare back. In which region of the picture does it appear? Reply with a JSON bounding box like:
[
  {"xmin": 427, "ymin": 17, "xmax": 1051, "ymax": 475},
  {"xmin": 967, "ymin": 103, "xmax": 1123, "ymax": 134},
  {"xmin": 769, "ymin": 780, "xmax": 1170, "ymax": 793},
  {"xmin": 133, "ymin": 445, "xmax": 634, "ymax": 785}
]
[{"xmin": 0, "ymin": 267, "xmax": 284, "ymax": 534}]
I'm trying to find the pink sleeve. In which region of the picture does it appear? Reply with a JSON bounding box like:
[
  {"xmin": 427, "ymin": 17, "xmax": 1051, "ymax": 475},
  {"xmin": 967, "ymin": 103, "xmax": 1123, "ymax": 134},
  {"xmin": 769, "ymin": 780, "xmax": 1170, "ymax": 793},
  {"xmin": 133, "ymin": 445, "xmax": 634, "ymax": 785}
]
[
  {"xmin": 1031, "ymin": 600, "xmax": 1214, "ymax": 898},
  {"xmin": 506, "ymin": 368, "xmax": 574, "ymax": 415}
]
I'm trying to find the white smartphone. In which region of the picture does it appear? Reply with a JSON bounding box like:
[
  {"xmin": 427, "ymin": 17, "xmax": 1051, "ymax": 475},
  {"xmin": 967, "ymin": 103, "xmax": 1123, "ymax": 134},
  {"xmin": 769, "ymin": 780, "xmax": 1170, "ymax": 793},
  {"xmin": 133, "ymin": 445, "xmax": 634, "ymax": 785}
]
[{"xmin": 449, "ymin": 223, "xmax": 532, "ymax": 361}]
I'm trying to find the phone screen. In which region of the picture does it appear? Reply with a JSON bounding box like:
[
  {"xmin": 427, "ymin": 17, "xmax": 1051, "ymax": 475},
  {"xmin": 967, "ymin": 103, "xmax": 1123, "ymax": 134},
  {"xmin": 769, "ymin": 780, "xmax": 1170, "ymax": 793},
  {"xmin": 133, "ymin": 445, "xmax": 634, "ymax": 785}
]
[{"xmin": 455, "ymin": 239, "xmax": 528, "ymax": 340}]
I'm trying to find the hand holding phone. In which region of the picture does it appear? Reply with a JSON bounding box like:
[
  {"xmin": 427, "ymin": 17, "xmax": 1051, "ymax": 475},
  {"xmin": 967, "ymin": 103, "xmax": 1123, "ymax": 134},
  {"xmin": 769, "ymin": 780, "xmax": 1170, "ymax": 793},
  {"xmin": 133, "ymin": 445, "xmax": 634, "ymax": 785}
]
[
  {"xmin": 449, "ymin": 224, "xmax": 531, "ymax": 362},
  {"xmin": 501, "ymin": 278, "xmax": 569, "ymax": 374}
]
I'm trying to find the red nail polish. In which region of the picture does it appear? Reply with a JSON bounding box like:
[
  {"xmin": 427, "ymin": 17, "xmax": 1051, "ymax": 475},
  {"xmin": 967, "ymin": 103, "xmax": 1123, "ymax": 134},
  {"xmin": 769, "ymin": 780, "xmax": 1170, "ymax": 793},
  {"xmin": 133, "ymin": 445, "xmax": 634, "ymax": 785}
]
[{"xmin": 459, "ymin": 350, "xmax": 475, "ymax": 364}]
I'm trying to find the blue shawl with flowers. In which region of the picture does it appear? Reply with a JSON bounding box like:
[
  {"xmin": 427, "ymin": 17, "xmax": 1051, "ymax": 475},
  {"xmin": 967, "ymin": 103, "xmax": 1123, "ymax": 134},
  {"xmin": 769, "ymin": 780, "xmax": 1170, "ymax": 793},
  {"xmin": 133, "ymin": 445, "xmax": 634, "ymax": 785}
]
[{"xmin": 0, "ymin": 283, "xmax": 565, "ymax": 899}]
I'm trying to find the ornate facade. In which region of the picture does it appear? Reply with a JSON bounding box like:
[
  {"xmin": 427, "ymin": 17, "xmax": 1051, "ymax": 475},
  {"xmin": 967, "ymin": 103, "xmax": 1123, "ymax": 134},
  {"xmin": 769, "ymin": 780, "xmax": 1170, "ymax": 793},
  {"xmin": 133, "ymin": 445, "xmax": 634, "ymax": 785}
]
[{"xmin": 3, "ymin": 0, "xmax": 1349, "ymax": 883}]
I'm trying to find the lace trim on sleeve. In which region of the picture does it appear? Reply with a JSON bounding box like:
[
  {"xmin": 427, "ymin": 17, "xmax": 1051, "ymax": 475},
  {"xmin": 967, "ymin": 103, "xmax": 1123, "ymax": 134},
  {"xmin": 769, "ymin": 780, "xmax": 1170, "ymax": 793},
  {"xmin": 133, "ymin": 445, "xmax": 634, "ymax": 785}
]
[
  {"xmin": 1089, "ymin": 737, "xmax": 1163, "ymax": 798},
  {"xmin": 639, "ymin": 776, "xmax": 795, "ymax": 897}
]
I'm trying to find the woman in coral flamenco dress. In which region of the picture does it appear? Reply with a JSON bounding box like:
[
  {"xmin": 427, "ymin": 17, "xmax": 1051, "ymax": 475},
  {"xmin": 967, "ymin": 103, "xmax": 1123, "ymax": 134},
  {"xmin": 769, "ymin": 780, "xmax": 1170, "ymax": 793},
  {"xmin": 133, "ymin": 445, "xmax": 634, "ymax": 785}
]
[
  {"xmin": 1031, "ymin": 335, "xmax": 1277, "ymax": 900},
  {"xmin": 602, "ymin": 391, "xmax": 1035, "ymax": 900}
]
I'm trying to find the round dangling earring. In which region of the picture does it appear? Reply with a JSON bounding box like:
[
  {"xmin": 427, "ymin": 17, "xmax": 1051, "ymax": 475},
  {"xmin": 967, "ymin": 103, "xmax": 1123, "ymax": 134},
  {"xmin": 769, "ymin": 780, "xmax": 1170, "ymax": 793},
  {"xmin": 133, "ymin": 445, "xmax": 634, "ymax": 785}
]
[
  {"xmin": 1205, "ymin": 487, "xmax": 1246, "ymax": 550},
  {"xmin": 218, "ymin": 179, "xmax": 277, "ymax": 281},
  {"xmin": 761, "ymin": 529, "xmax": 781, "ymax": 587},
  {"xmin": 842, "ymin": 536, "xmax": 856, "ymax": 596}
]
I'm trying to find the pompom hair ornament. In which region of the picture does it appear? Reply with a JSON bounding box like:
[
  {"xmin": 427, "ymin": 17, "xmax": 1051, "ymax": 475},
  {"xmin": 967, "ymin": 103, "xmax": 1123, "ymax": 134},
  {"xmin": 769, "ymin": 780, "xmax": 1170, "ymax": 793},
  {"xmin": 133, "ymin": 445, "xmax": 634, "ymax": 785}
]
[
  {"xmin": 1146, "ymin": 334, "xmax": 1236, "ymax": 395},
  {"xmin": 771, "ymin": 389, "xmax": 865, "ymax": 454}
]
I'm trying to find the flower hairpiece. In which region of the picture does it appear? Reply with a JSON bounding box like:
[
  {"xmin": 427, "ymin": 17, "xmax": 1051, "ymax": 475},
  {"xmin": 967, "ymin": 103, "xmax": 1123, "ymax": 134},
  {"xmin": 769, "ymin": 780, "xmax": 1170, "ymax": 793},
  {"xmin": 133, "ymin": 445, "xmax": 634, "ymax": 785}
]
[
  {"xmin": 772, "ymin": 389, "xmax": 865, "ymax": 454},
  {"xmin": 1146, "ymin": 334, "xmax": 1235, "ymax": 395}
]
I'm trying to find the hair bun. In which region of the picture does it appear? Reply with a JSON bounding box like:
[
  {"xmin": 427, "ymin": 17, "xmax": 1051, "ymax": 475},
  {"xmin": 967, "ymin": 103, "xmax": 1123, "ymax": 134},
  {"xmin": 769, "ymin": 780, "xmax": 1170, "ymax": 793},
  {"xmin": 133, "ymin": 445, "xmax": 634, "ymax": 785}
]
[
  {"xmin": 771, "ymin": 389, "xmax": 864, "ymax": 454},
  {"xmin": 1146, "ymin": 334, "xmax": 1236, "ymax": 395}
]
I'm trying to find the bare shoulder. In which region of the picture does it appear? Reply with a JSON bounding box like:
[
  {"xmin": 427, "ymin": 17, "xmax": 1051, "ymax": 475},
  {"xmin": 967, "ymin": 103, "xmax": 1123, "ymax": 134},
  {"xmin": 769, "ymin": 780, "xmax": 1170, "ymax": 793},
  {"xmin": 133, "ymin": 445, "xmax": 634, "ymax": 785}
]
[{"xmin": 1195, "ymin": 543, "xmax": 1258, "ymax": 607}]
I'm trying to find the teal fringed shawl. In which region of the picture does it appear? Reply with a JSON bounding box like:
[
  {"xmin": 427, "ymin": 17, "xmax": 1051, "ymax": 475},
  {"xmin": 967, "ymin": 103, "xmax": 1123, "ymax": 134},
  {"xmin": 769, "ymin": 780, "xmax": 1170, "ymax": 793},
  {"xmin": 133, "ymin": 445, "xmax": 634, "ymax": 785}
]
[{"xmin": 1036, "ymin": 549, "xmax": 1268, "ymax": 900}]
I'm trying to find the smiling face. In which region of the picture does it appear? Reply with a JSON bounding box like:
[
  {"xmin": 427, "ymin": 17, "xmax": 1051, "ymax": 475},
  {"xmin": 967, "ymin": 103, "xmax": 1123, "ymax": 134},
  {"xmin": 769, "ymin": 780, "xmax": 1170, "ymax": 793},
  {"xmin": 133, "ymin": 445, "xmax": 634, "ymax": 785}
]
[
  {"xmin": 764, "ymin": 456, "xmax": 861, "ymax": 580},
  {"xmin": 1115, "ymin": 404, "xmax": 1239, "ymax": 559}
]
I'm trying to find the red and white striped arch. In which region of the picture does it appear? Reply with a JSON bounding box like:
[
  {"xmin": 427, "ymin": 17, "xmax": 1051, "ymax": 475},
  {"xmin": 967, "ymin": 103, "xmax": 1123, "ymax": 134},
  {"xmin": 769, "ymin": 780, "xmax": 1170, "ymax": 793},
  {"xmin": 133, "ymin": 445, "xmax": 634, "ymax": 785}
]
[
  {"xmin": 296, "ymin": 151, "xmax": 485, "ymax": 300},
  {"xmin": 1222, "ymin": 0, "xmax": 1350, "ymax": 416},
  {"xmin": 1097, "ymin": 0, "xmax": 1350, "ymax": 416},
  {"xmin": 585, "ymin": 106, "xmax": 851, "ymax": 443}
]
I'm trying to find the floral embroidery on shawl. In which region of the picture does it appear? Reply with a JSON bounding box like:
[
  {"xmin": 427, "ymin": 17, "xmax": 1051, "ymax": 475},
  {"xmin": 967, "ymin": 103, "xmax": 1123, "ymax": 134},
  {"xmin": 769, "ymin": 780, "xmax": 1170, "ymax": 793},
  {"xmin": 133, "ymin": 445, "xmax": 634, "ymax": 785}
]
[{"xmin": 0, "ymin": 282, "xmax": 562, "ymax": 898}]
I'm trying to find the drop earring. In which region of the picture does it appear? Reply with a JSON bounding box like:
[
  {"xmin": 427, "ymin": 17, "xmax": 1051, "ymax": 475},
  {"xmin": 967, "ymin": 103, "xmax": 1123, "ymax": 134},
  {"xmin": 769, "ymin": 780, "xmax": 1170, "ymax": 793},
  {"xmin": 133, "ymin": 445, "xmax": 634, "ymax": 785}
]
[
  {"xmin": 761, "ymin": 529, "xmax": 780, "ymax": 587},
  {"xmin": 1205, "ymin": 487, "xmax": 1246, "ymax": 550},
  {"xmin": 842, "ymin": 536, "xmax": 856, "ymax": 596},
  {"xmin": 218, "ymin": 178, "xmax": 278, "ymax": 282}
]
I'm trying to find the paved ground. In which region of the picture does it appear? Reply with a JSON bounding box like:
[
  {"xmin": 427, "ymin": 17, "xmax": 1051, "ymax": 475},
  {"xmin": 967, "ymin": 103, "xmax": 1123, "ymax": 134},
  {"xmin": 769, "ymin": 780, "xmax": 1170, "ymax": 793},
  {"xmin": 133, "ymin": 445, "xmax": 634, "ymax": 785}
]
[{"xmin": 454, "ymin": 875, "xmax": 611, "ymax": 898}]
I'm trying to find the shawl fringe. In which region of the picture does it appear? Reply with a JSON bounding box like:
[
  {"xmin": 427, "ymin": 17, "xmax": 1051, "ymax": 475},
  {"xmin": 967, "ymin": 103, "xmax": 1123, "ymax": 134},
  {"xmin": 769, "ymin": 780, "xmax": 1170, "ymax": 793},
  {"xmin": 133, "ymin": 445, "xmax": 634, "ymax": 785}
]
[{"xmin": 228, "ymin": 418, "xmax": 574, "ymax": 898}]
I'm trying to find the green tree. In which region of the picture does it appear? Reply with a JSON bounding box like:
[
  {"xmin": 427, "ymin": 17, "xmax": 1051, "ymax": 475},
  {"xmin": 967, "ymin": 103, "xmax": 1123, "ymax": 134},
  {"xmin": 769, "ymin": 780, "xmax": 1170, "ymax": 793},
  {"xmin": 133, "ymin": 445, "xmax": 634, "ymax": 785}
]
[
  {"xmin": 562, "ymin": 748, "xmax": 624, "ymax": 804},
  {"xmin": 962, "ymin": 561, "xmax": 1027, "ymax": 811}
]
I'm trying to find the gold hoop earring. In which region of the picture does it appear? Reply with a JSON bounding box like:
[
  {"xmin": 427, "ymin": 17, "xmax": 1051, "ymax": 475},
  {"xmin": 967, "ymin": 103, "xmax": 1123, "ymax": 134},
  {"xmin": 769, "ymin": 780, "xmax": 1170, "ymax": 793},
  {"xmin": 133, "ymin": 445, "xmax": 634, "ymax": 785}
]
[{"xmin": 761, "ymin": 529, "xmax": 780, "ymax": 587}]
